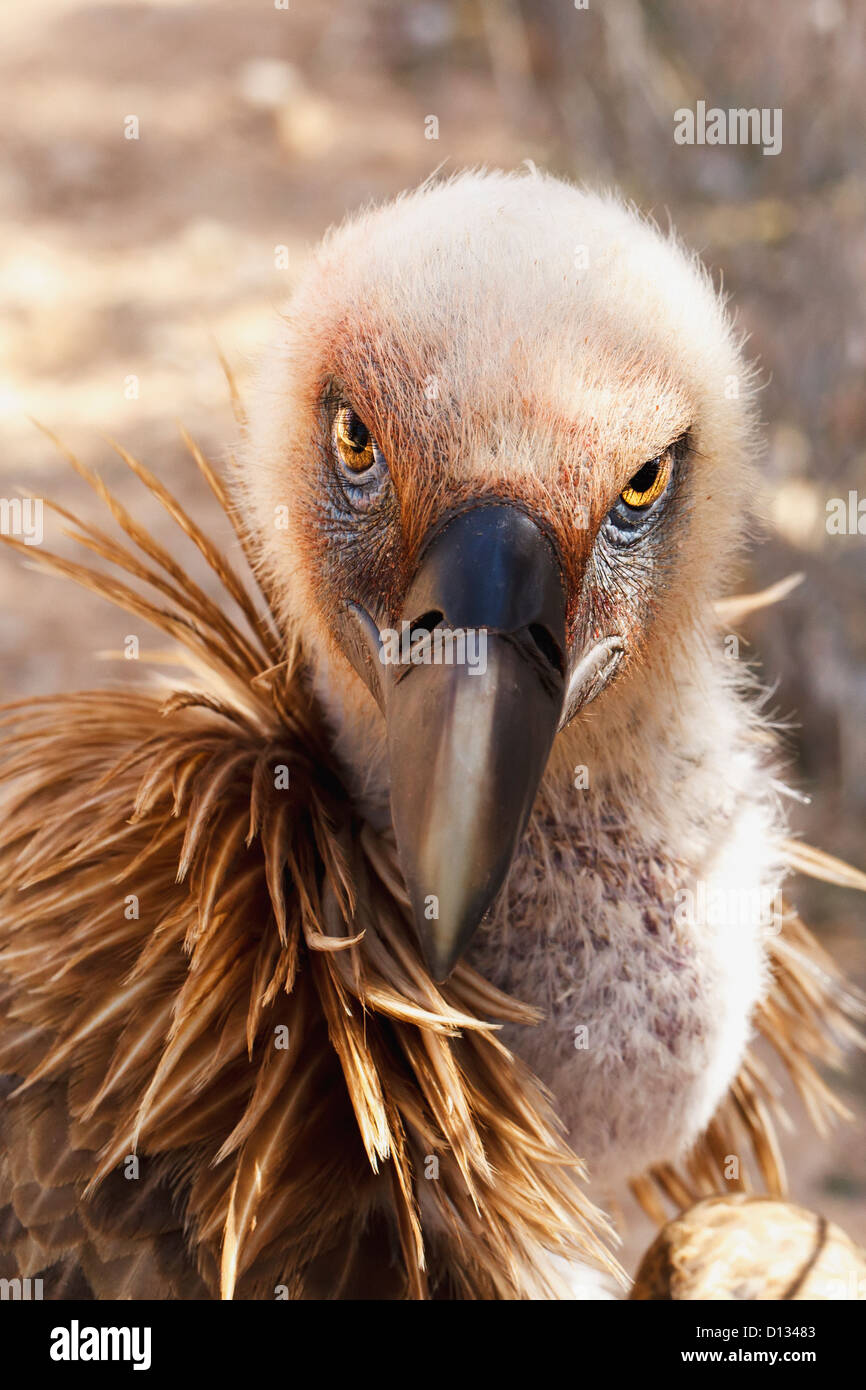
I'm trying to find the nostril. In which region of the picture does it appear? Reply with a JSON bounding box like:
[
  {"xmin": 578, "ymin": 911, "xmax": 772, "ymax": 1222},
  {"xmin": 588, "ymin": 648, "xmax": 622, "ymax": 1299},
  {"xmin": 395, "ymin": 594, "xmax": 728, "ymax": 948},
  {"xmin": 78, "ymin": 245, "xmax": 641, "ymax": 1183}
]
[
  {"xmin": 528, "ymin": 623, "xmax": 565, "ymax": 678},
  {"xmin": 409, "ymin": 609, "xmax": 444, "ymax": 636}
]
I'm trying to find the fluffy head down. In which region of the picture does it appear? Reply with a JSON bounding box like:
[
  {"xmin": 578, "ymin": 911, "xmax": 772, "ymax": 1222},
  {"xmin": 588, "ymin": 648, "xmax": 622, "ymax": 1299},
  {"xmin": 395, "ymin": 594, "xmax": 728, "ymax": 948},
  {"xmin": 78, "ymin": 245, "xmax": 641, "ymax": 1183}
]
[{"xmin": 242, "ymin": 167, "xmax": 759, "ymax": 782}]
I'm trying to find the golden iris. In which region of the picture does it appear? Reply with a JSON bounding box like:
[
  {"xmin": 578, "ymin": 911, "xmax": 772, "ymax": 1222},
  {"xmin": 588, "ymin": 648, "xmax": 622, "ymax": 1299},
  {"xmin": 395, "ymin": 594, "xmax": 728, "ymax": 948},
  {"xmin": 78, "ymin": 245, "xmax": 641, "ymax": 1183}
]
[
  {"xmin": 335, "ymin": 407, "xmax": 375, "ymax": 473},
  {"xmin": 620, "ymin": 450, "xmax": 672, "ymax": 509}
]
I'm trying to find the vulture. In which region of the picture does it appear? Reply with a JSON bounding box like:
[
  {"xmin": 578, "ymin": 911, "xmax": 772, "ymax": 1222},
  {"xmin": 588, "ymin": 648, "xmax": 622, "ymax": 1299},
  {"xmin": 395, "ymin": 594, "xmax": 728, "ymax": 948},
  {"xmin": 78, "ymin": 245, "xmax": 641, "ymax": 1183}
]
[{"xmin": 0, "ymin": 169, "xmax": 863, "ymax": 1300}]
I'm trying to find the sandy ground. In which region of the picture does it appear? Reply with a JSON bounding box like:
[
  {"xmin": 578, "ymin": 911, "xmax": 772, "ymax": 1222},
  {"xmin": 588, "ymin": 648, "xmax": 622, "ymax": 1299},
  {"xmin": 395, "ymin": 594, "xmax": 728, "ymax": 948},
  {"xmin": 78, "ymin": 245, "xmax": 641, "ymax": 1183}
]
[{"xmin": 1, "ymin": 0, "xmax": 864, "ymax": 1281}]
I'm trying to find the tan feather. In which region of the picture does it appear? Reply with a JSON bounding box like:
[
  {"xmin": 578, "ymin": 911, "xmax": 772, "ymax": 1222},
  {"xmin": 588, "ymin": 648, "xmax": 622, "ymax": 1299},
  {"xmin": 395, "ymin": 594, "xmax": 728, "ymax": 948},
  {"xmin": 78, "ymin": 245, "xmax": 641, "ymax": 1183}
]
[
  {"xmin": 3, "ymin": 435, "xmax": 862, "ymax": 1295},
  {"xmin": 0, "ymin": 434, "xmax": 620, "ymax": 1297},
  {"xmin": 714, "ymin": 571, "xmax": 805, "ymax": 624}
]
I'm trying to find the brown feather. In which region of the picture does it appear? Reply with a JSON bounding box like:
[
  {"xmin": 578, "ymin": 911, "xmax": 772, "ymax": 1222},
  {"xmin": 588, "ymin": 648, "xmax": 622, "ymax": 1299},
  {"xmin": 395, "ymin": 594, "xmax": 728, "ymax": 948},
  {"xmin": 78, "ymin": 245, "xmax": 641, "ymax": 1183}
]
[
  {"xmin": 0, "ymin": 434, "xmax": 620, "ymax": 1299},
  {"xmin": 2, "ymin": 440, "xmax": 862, "ymax": 1295}
]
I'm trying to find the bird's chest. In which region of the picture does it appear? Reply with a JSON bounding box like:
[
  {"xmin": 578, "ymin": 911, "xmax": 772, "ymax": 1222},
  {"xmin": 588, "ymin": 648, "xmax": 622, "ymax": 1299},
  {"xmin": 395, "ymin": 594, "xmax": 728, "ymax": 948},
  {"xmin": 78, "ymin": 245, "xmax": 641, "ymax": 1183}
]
[{"xmin": 466, "ymin": 809, "xmax": 768, "ymax": 1188}]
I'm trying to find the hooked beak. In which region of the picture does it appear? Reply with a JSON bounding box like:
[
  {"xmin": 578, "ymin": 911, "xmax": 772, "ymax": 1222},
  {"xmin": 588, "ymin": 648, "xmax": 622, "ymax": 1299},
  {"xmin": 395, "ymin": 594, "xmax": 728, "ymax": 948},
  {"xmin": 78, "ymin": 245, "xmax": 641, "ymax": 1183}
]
[{"xmin": 338, "ymin": 503, "xmax": 623, "ymax": 980}]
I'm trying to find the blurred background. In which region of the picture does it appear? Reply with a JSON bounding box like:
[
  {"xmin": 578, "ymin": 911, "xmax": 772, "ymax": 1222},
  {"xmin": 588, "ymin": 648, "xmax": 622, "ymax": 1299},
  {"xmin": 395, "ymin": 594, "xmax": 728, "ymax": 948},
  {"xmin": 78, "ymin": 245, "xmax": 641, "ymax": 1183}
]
[{"xmin": 1, "ymin": 0, "xmax": 864, "ymax": 1274}]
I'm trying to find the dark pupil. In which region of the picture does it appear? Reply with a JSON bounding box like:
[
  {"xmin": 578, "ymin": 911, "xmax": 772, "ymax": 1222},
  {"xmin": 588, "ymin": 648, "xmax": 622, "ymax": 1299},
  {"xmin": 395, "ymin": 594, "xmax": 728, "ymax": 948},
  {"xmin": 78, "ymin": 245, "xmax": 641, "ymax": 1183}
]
[
  {"xmin": 345, "ymin": 412, "xmax": 369, "ymax": 451},
  {"xmin": 627, "ymin": 458, "xmax": 659, "ymax": 495}
]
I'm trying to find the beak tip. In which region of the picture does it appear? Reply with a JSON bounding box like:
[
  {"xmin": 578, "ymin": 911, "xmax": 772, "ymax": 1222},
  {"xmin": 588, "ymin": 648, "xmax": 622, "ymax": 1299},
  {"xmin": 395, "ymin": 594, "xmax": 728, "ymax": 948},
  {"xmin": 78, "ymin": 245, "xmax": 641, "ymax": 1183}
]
[{"xmin": 416, "ymin": 920, "xmax": 468, "ymax": 983}]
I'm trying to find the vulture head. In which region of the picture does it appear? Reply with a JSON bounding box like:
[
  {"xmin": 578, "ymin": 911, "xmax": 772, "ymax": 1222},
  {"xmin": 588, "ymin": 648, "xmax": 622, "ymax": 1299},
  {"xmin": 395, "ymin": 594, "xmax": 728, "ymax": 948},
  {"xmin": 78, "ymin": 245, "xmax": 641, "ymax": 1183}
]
[{"xmin": 244, "ymin": 169, "xmax": 756, "ymax": 980}]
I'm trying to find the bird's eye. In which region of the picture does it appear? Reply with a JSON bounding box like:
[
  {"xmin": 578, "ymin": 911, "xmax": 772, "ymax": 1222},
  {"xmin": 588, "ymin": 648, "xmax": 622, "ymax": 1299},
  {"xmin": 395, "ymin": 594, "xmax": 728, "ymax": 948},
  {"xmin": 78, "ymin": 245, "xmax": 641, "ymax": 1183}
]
[
  {"xmin": 330, "ymin": 402, "xmax": 390, "ymax": 511},
  {"xmin": 620, "ymin": 452, "xmax": 672, "ymax": 510},
  {"xmin": 334, "ymin": 406, "xmax": 376, "ymax": 474},
  {"xmin": 603, "ymin": 446, "xmax": 675, "ymax": 544}
]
